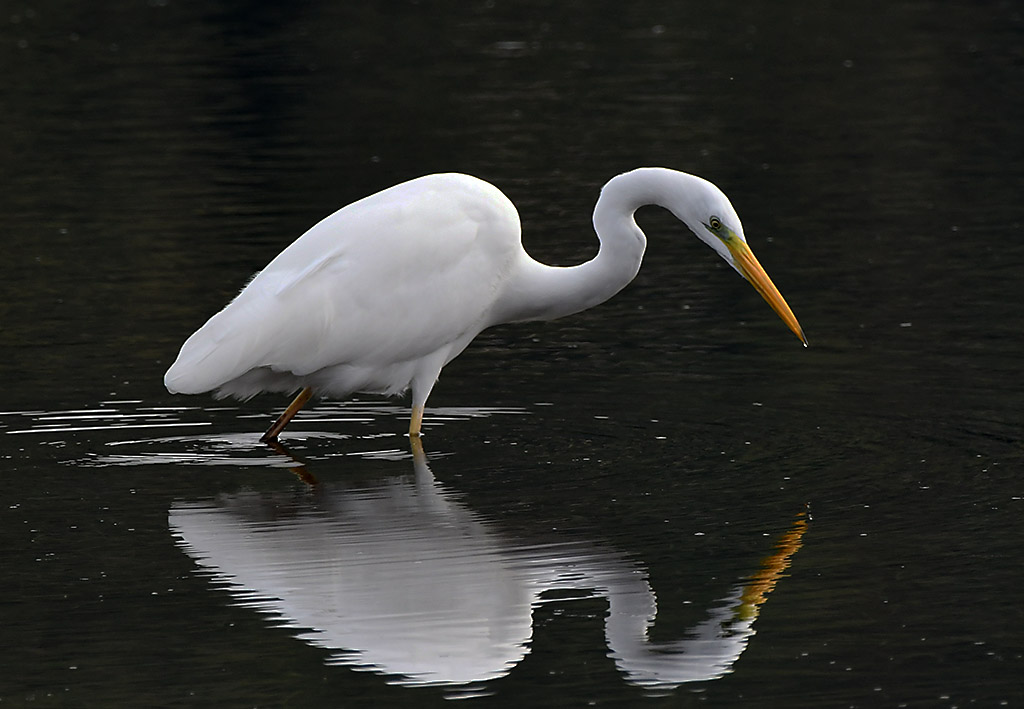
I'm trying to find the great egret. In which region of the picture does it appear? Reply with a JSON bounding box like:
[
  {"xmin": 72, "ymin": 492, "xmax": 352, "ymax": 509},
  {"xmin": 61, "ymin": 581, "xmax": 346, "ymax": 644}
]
[{"xmin": 165, "ymin": 169, "xmax": 805, "ymax": 441}]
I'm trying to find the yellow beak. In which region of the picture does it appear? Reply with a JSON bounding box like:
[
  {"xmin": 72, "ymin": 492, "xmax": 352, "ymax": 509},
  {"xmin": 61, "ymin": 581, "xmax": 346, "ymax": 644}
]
[{"xmin": 726, "ymin": 238, "xmax": 807, "ymax": 346}]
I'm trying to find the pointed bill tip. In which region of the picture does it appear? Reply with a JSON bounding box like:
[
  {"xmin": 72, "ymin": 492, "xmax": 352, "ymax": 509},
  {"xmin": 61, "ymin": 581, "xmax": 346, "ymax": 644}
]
[{"xmin": 726, "ymin": 238, "xmax": 806, "ymax": 347}]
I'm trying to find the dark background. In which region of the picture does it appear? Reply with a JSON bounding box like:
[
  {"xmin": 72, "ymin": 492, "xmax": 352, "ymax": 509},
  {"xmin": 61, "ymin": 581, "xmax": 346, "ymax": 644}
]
[{"xmin": 1, "ymin": 1, "xmax": 1022, "ymax": 706}]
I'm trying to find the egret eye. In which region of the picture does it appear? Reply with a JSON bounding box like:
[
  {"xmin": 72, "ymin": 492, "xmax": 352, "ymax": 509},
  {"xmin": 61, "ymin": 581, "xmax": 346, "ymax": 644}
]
[{"xmin": 708, "ymin": 216, "xmax": 723, "ymax": 231}]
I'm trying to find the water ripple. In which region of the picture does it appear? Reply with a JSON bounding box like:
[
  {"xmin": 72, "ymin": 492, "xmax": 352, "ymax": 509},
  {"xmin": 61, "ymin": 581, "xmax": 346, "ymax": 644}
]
[{"xmin": 0, "ymin": 399, "xmax": 527, "ymax": 467}]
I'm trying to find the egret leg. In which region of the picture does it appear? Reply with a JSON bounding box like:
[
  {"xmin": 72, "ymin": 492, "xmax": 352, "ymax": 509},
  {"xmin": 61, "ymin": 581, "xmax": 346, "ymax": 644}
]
[
  {"xmin": 260, "ymin": 387, "xmax": 313, "ymax": 442},
  {"xmin": 409, "ymin": 433, "xmax": 426, "ymax": 464},
  {"xmin": 408, "ymin": 353, "xmax": 443, "ymax": 438},
  {"xmin": 409, "ymin": 404, "xmax": 424, "ymax": 438}
]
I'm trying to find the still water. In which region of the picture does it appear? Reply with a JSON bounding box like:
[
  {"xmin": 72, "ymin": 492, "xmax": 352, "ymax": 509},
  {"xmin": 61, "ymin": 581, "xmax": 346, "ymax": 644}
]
[{"xmin": 2, "ymin": 1, "xmax": 1023, "ymax": 706}]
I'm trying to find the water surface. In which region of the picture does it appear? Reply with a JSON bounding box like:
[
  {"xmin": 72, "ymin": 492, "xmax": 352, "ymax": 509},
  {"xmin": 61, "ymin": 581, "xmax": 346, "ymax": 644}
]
[{"xmin": 2, "ymin": 1, "xmax": 1023, "ymax": 706}]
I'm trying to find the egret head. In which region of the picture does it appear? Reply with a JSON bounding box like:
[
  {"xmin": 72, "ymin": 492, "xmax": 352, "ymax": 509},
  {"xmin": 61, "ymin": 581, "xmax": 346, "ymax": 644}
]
[
  {"xmin": 668, "ymin": 175, "xmax": 746, "ymax": 267},
  {"xmin": 663, "ymin": 171, "xmax": 807, "ymax": 346}
]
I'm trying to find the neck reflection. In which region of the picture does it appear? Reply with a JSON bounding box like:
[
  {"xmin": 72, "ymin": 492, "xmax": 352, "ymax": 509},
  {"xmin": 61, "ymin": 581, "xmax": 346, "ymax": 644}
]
[{"xmin": 169, "ymin": 442, "xmax": 807, "ymax": 690}]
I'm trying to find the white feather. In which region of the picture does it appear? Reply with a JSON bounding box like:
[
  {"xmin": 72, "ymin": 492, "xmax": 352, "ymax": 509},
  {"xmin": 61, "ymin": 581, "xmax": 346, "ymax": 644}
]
[
  {"xmin": 164, "ymin": 168, "xmax": 804, "ymax": 433},
  {"xmin": 165, "ymin": 173, "xmax": 520, "ymax": 400}
]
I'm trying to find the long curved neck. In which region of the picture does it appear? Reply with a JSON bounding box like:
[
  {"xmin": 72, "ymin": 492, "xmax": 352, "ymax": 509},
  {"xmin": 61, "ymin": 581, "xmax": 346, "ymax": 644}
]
[{"xmin": 491, "ymin": 169, "xmax": 686, "ymax": 325}]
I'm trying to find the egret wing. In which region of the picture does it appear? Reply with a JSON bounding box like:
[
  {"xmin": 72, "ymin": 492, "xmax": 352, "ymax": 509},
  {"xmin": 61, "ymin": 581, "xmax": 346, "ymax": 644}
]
[{"xmin": 165, "ymin": 174, "xmax": 521, "ymax": 396}]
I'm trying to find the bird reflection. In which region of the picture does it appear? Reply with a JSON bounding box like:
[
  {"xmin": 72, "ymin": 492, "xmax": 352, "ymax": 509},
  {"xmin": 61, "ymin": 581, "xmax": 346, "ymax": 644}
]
[{"xmin": 169, "ymin": 443, "xmax": 806, "ymax": 690}]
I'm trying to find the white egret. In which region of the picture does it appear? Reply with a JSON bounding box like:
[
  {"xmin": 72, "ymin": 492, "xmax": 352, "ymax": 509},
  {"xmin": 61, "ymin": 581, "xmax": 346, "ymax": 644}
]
[{"xmin": 164, "ymin": 169, "xmax": 805, "ymax": 441}]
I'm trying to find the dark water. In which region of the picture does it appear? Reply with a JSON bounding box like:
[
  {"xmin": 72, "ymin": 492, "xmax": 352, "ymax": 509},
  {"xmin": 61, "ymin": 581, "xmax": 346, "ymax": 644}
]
[{"xmin": 2, "ymin": 1, "xmax": 1023, "ymax": 706}]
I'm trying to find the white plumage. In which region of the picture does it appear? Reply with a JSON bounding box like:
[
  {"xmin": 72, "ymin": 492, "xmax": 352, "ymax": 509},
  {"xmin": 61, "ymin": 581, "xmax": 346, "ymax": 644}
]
[
  {"xmin": 165, "ymin": 169, "xmax": 805, "ymax": 440},
  {"xmin": 167, "ymin": 174, "xmax": 516, "ymax": 400}
]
